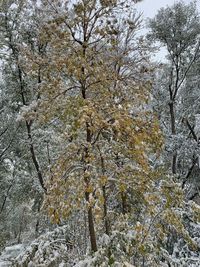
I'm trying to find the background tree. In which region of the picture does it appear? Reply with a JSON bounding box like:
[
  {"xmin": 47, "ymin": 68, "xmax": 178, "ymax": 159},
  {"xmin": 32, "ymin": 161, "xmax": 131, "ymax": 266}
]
[
  {"xmin": 148, "ymin": 1, "xmax": 200, "ymax": 264},
  {"xmin": 0, "ymin": 0, "xmax": 61, "ymax": 247},
  {"xmin": 149, "ymin": 1, "xmax": 200, "ymax": 175}
]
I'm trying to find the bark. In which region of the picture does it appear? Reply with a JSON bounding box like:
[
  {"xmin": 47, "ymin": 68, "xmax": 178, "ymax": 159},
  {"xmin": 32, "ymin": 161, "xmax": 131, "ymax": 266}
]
[
  {"xmin": 80, "ymin": 26, "xmax": 98, "ymax": 251},
  {"xmin": 85, "ymin": 191, "xmax": 98, "ymax": 252},
  {"xmin": 98, "ymin": 145, "xmax": 110, "ymax": 235},
  {"xmin": 169, "ymin": 101, "xmax": 176, "ymax": 135},
  {"xmin": 115, "ymin": 154, "xmax": 128, "ymax": 214},
  {"xmin": 121, "ymin": 192, "xmax": 128, "ymax": 214},
  {"xmin": 172, "ymin": 153, "xmax": 177, "ymax": 175},
  {"xmin": 26, "ymin": 121, "xmax": 46, "ymax": 192},
  {"xmin": 84, "ymin": 125, "xmax": 98, "ymax": 252},
  {"xmin": 102, "ymin": 185, "xmax": 110, "ymax": 235},
  {"xmin": 0, "ymin": 184, "xmax": 13, "ymax": 214},
  {"xmin": 169, "ymin": 101, "xmax": 177, "ymax": 174}
]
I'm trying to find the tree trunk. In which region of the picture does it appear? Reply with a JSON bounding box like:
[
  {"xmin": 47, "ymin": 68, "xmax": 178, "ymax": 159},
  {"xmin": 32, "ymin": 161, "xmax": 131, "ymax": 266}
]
[
  {"xmin": 169, "ymin": 101, "xmax": 177, "ymax": 174},
  {"xmin": 26, "ymin": 121, "xmax": 46, "ymax": 191},
  {"xmin": 169, "ymin": 101, "xmax": 176, "ymax": 135},
  {"xmin": 85, "ymin": 191, "xmax": 97, "ymax": 252},
  {"xmin": 121, "ymin": 192, "xmax": 128, "ymax": 214},
  {"xmin": 102, "ymin": 185, "xmax": 110, "ymax": 235},
  {"xmin": 172, "ymin": 152, "xmax": 177, "ymax": 175},
  {"xmin": 17, "ymin": 65, "xmax": 46, "ymax": 191},
  {"xmin": 80, "ymin": 32, "xmax": 97, "ymax": 251},
  {"xmin": 83, "ymin": 125, "xmax": 98, "ymax": 252},
  {"xmin": 98, "ymin": 146, "xmax": 110, "ymax": 236}
]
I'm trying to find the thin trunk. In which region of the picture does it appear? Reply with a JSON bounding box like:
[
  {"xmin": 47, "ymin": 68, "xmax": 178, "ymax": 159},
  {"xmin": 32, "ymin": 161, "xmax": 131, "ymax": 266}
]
[
  {"xmin": 85, "ymin": 191, "xmax": 97, "ymax": 252},
  {"xmin": 102, "ymin": 185, "xmax": 110, "ymax": 235},
  {"xmin": 121, "ymin": 192, "xmax": 128, "ymax": 214},
  {"xmin": 169, "ymin": 101, "xmax": 177, "ymax": 174},
  {"xmin": 115, "ymin": 154, "xmax": 128, "ymax": 214},
  {"xmin": 84, "ymin": 125, "xmax": 97, "ymax": 252},
  {"xmin": 84, "ymin": 209, "xmax": 87, "ymax": 254},
  {"xmin": 80, "ymin": 25, "xmax": 98, "ymax": 251},
  {"xmin": 17, "ymin": 65, "xmax": 46, "ymax": 192},
  {"xmin": 98, "ymin": 145, "xmax": 110, "ymax": 235},
  {"xmin": 7, "ymin": 14, "xmax": 46, "ymax": 191},
  {"xmin": 35, "ymin": 219, "xmax": 39, "ymax": 235},
  {"xmin": 169, "ymin": 101, "xmax": 176, "ymax": 135},
  {"xmin": 168, "ymin": 62, "xmax": 179, "ymax": 175},
  {"xmin": 26, "ymin": 121, "xmax": 46, "ymax": 192},
  {"xmin": 0, "ymin": 184, "xmax": 12, "ymax": 214},
  {"xmin": 172, "ymin": 153, "xmax": 177, "ymax": 175}
]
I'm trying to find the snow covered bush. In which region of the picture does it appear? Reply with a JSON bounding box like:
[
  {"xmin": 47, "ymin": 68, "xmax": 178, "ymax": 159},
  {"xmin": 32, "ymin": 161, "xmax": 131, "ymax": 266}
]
[{"xmin": 13, "ymin": 226, "xmax": 75, "ymax": 267}]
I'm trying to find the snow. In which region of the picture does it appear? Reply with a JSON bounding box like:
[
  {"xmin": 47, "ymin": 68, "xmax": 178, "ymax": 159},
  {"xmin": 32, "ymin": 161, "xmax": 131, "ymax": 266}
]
[
  {"xmin": 195, "ymin": 114, "xmax": 200, "ymax": 137},
  {"xmin": 99, "ymin": 234, "xmax": 110, "ymax": 246},
  {"xmin": 9, "ymin": 3, "xmax": 18, "ymax": 10},
  {"xmin": 0, "ymin": 244, "xmax": 25, "ymax": 267},
  {"xmin": 11, "ymin": 226, "xmax": 76, "ymax": 266},
  {"xmin": 16, "ymin": 100, "xmax": 38, "ymax": 122}
]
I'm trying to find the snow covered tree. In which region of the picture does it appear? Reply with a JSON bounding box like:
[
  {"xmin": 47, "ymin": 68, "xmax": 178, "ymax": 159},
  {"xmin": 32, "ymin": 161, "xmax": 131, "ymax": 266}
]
[
  {"xmin": 24, "ymin": 0, "xmax": 163, "ymax": 254},
  {"xmin": 0, "ymin": 1, "xmax": 200, "ymax": 266},
  {"xmin": 149, "ymin": 1, "xmax": 200, "ymax": 175},
  {"xmin": 148, "ymin": 2, "xmax": 200, "ymax": 265},
  {"xmin": 0, "ymin": 0, "xmax": 62, "ymax": 248}
]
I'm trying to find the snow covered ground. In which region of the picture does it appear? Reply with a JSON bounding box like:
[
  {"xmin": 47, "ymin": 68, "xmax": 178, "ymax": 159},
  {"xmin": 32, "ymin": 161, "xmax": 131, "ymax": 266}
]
[
  {"xmin": 0, "ymin": 226, "xmax": 75, "ymax": 267},
  {"xmin": 0, "ymin": 244, "xmax": 25, "ymax": 267}
]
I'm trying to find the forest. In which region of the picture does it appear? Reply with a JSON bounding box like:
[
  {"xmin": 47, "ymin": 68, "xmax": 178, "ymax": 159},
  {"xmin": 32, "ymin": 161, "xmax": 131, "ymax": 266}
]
[{"xmin": 0, "ymin": 0, "xmax": 200, "ymax": 266}]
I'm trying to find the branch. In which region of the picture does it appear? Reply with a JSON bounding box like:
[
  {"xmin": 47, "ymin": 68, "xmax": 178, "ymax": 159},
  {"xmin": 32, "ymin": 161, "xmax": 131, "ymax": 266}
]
[
  {"xmin": 26, "ymin": 122, "xmax": 47, "ymax": 192},
  {"xmin": 183, "ymin": 118, "xmax": 198, "ymax": 142},
  {"xmin": 173, "ymin": 39, "xmax": 200, "ymax": 100},
  {"xmin": 0, "ymin": 183, "xmax": 13, "ymax": 214},
  {"xmin": 0, "ymin": 126, "xmax": 9, "ymax": 139}
]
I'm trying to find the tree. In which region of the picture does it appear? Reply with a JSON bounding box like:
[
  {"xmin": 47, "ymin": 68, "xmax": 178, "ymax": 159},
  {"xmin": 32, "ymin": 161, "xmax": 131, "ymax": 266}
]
[
  {"xmin": 21, "ymin": 0, "xmax": 163, "ymax": 253},
  {"xmin": 0, "ymin": 1, "xmax": 199, "ymax": 266},
  {"xmin": 0, "ymin": 0, "xmax": 61, "ymax": 246},
  {"xmin": 148, "ymin": 2, "xmax": 200, "ymax": 264},
  {"xmin": 148, "ymin": 1, "xmax": 200, "ymax": 175}
]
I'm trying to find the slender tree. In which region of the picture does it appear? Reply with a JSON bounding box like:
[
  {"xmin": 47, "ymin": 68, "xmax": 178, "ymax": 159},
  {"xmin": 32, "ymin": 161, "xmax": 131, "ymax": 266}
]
[
  {"xmin": 149, "ymin": 1, "xmax": 200, "ymax": 174},
  {"xmin": 28, "ymin": 0, "xmax": 163, "ymax": 252}
]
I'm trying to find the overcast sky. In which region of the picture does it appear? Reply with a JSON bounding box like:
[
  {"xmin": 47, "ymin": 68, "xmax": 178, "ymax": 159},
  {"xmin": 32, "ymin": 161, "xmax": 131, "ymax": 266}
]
[{"xmin": 136, "ymin": 0, "xmax": 200, "ymax": 19}]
